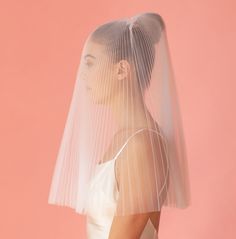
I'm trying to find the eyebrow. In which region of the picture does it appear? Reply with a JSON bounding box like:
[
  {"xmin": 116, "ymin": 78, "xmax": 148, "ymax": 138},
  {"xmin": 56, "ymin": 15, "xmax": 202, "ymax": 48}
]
[{"xmin": 84, "ymin": 54, "xmax": 96, "ymax": 60}]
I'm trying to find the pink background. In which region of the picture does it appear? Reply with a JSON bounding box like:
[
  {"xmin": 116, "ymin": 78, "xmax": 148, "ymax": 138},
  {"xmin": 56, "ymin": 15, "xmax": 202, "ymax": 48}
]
[{"xmin": 1, "ymin": 0, "xmax": 235, "ymax": 238}]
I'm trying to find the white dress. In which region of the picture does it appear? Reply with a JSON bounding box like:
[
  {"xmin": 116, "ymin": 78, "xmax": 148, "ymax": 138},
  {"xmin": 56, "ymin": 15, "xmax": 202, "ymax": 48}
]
[{"xmin": 86, "ymin": 128, "xmax": 160, "ymax": 239}]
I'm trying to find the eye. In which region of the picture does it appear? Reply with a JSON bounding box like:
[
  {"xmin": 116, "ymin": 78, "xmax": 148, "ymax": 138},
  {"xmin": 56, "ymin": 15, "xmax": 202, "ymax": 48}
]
[{"xmin": 85, "ymin": 61, "xmax": 93, "ymax": 67}]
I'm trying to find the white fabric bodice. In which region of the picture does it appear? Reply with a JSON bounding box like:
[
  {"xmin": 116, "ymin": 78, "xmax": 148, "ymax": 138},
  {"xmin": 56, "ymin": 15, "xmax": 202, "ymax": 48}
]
[{"xmin": 85, "ymin": 128, "xmax": 160, "ymax": 239}]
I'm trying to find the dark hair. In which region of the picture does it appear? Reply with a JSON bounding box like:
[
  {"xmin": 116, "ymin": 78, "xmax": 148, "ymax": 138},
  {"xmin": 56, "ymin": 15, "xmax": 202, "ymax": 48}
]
[{"xmin": 90, "ymin": 12, "xmax": 165, "ymax": 90}]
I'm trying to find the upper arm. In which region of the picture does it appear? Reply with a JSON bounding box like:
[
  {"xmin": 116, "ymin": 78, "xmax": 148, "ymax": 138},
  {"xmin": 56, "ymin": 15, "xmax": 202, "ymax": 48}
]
[
  {"xmin": 108, "ymin": 212, "xmax": 151, "ymax": 239},
  {"xmin": 114, "ymin": 130, "xmax": 168, "ymax": 215},
  {"xmin": 109, "ymin": 130, "xmax": 167, "ymax": 237}
]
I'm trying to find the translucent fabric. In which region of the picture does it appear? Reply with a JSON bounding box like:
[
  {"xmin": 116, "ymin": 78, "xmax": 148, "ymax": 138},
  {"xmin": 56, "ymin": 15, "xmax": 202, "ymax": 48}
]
[{"xmin": 48, "ymin": 12, "xmax": 191, "ymax": 217}]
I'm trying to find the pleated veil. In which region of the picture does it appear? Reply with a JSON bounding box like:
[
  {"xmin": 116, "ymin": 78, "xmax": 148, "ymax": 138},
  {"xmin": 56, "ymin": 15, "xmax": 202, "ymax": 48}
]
[{"xmin": 48, "ymin": 12, "xmax": 191, "ymax": 216}]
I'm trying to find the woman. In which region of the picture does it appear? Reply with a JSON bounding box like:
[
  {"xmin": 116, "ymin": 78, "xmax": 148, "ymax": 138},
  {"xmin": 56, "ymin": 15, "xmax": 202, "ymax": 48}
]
[{"xmin": 48, "ymin": 12, "xmax": 191, "ymax": 239}]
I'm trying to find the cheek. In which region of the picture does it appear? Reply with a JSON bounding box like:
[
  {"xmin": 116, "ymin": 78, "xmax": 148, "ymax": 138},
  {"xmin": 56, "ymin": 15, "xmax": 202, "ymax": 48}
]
[
  {"xmin": 97, "ymin": 71, "xmax": 116, "ymax": 96},
  {"xmin": 100, "ymin": 64, "xmax": 116, "ymax": 89},
  {"xmin": 89, "ymin": 62, "xmax": 117, "ymax": 97}
]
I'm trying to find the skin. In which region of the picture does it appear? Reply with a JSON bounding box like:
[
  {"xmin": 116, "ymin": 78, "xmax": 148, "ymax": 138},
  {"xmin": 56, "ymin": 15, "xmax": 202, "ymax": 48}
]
[
  {"xmin": 80, "ymin": 38, "xmax": 162, "ymax": 238},
  {"xmin": 107, "ymin": 129, "xmax": 163, "ymax": 238},
  {"xmin": 108, "ymin": 211, "xmax": 161, "ymax": 238}
]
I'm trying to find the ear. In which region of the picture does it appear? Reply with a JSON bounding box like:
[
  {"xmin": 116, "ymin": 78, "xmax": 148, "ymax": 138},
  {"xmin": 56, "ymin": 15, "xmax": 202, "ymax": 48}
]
[{"xmin": 116, "ymin": 60, "xmax": 131, "ymax": 81}]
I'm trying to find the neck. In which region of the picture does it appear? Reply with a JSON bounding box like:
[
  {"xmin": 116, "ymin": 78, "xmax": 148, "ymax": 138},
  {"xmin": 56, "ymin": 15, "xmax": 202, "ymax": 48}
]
[{"xmin": 109, "ymin": 88, "xmax": 154, "ymax": 130}]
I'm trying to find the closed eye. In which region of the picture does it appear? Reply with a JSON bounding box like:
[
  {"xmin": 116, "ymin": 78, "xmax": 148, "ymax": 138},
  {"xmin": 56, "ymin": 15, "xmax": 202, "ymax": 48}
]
[{"xmin": 85, "ymin": 61, "xmax": 93, "ymax": 67}]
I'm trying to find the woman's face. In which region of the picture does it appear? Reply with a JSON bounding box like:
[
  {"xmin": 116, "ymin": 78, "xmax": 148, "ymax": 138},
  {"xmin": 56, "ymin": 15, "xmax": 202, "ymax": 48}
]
[{"xmin": 79, "ymin": 39, "xmax": 120, "ymax": 105}]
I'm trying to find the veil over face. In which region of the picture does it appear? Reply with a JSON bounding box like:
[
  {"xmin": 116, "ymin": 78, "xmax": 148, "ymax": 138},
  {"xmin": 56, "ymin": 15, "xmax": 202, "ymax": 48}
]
[{"xmin": 48, "ymin": 12, "xmax": 191, "ymax": 216}]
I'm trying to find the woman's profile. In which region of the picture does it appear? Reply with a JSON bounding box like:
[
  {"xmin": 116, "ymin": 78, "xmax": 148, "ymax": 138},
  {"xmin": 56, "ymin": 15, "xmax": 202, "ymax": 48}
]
[{"xmin": 48, "ymin": 12, "xmax": 191, "ymax": 239}]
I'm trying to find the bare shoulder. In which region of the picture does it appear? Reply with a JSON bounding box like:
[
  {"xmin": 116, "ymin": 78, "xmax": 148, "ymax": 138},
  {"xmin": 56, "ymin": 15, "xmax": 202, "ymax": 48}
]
[
  {"xmin": 120, "ymin": 128, "xmax": 164, "ymax": 158},
  {"xmin": 114, "ymin": 129, "xmax": 164, "ymax": 179}
]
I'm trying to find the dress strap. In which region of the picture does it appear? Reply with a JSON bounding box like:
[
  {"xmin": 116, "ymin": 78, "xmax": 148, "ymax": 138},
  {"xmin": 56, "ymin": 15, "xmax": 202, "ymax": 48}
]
[{"xmin": 112, "ymin": 127, "xmax": 162, "ymax": 161}]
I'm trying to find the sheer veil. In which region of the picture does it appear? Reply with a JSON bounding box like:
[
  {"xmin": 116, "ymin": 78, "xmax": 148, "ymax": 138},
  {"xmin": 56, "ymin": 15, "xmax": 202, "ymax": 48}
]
[{"xmin": 48, "ymin": 12, "xmax": 191, "ymax": 216}]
